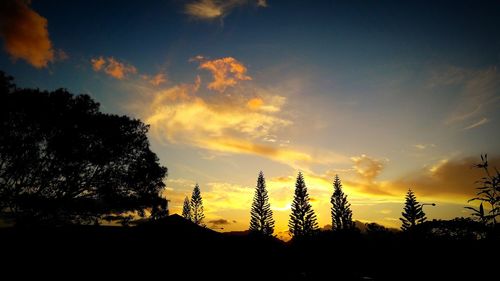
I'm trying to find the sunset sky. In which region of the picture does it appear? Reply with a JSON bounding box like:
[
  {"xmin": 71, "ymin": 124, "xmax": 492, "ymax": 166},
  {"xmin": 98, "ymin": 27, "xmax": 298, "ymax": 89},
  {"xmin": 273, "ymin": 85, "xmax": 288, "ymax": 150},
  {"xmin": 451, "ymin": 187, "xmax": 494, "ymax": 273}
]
[{"xmin": 1, "ymin": 0, "xmax": 499, "ymax": 238}]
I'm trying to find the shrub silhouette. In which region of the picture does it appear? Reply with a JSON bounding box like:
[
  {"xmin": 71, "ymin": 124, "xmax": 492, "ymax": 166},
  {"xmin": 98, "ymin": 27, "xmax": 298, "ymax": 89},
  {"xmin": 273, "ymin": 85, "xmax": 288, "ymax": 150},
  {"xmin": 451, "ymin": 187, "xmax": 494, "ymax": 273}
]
[{"xmin": 465, "ymin": 154, "xmax": 499, "ymax": 225}]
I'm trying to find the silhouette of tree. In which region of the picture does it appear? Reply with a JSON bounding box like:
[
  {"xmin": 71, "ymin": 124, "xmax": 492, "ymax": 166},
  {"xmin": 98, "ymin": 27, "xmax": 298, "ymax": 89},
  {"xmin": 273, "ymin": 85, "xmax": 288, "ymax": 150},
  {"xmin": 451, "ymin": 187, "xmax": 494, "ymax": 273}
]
[
  {"xmin": 151, "ymin": 197, "xmax": 169, "ymax": 220},
  {"xmin": 249, "ymin": 171, "xmax": 275, "ymax": 235},
  {"xmin": 182, "ymin": 196, "xmax": 192, "ymax": 221},
  {"xmin": 190, "ymin": 184, "xmax": 204, "ymax": 226},
  {"xmin": 288, "ymin": 172, "xmax": 318, "ymax": 237},
  {"xmin": 330, "ymin": 175, "xmax": 354, "ymax": 231},
  {"xmin": 465, "ymin": 154, "xmax": 499, "ymax": 225},
  {"xmin": 0, "ymin": 71, "xmax": 168, "ymax": 225},
  {"xmin": 400, "ymin": 189, "xmax": 426, "ymax": 231}
]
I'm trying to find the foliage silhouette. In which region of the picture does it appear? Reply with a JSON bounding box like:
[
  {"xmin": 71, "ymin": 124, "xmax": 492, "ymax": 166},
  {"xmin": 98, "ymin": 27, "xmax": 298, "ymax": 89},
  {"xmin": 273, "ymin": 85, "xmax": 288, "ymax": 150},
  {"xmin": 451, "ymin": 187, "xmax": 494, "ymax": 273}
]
[
  {"xmin": 182, "ymin": 196, "xmax": 192, "ymax": 221},
  {"xmin": 400, "ymin": 189, "xmax": 426, "ymax": 231},
  {"xmin": 288, "ymin": 172, "xmax": 318, "ymax": 238},
  {"xmin": 413, "ymin": 218, "xmax": 489, "ymax": 240},
  {"xmin": 0, "ymin": 71, "xmax": 168, "ymax": 225},
  {"xmin": 249, "ymin": 171, "xmax": 275, "ymax": 235},
  {"xmin": 465, "ymin": 154, "xmax": 499, "ymax": 225},
  {"xmin": 330, "ymin": 174, "xmax": 354, "ymax": 231},
  {"xmin": 190, "ymin": 183, "xmax": 205, "ymax": 226}
]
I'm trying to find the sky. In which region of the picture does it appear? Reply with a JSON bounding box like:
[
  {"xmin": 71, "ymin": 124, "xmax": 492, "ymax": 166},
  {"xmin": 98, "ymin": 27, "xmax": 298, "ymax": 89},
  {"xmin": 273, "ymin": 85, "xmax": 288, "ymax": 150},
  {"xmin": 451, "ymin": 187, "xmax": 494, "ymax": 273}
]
[{"xmin": 1, "ymin": 0, "xmax": 499, "ymax": 238}]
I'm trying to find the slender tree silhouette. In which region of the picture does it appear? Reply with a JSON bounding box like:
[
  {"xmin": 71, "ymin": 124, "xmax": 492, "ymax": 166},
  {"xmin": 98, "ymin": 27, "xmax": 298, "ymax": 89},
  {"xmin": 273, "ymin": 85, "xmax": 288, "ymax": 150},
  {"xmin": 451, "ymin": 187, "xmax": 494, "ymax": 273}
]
[
  {"xmin": 190, "ymin": 184, "xmax": 205, "ymax": 226},
  {"xmin": 182, "ymin": 196, "xmax": 192, "ymax": 222},
  {"xmin": 400, "ymin": 189, "xmax": 426, "ymax": 231},
  {"xmin": 288, "ymin": 172, "xmax": 318, "ymax": 237},
  {"xmin": 249, "ymin": 171, "xmax": 275, "ymax": 235},
  {"xmin": 330, "ymin": 175, "xmax": 354, "ymax": 231}
]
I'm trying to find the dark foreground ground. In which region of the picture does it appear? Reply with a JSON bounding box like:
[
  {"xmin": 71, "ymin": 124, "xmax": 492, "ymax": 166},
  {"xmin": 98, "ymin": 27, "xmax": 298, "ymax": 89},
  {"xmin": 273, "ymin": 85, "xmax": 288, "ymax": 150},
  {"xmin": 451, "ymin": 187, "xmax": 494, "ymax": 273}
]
[{"xmin": 1, "ymin": 215, "xmax": 497, "ymax": 280}]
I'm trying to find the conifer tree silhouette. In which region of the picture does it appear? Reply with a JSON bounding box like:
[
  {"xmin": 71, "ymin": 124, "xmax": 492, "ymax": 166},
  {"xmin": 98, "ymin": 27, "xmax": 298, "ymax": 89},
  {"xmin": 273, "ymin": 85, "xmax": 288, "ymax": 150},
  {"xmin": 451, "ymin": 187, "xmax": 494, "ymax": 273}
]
[
  {"xmin": 249, "ymin": 171, "xmax": 275, "ymax": 235},
  {"xmin": 288, "ymin": 172, "xmax": 318, "ymax": 237},
  {"xmin": 330, "ymin": 175, "xmax": 354, "ymax": 230},
  {"xmin": 190, "ymin": 184, "xmax": 205, "ymax": 226},
  {"xmin": 182, "ymin": 196, "xmax": 192, "ymax": 222},
  {"xmin": 400, "ymin": 189, "xmax": 426, "ymax": 231}
]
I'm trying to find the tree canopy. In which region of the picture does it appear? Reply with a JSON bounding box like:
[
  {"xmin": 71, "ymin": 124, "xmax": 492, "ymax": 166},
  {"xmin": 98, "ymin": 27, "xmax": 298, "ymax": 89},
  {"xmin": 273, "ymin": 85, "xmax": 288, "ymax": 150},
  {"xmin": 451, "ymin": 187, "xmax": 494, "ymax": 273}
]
[{"xmin": 0, "ymin": 71, "xmax": 168, "ymax": 225}]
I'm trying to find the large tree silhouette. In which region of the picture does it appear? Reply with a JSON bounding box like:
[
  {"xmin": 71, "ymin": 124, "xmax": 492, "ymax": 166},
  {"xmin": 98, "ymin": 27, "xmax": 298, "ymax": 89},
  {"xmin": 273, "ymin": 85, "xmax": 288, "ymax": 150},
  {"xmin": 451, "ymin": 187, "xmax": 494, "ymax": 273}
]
[
  {"xmin": 400, "ymin": 189, "xmax": 426, "ymax": 231},
  {"xmin": 0, "ymin": 71, "xmax": 168, "ymax": 225},
  {"xmin": 249, "ymin": 171, "xmax": 275, "ymax": 235},
  {"xmin": 330, "ymin": 175, "xmax": 354, "ymax": 231},
  {"xmin": 182, "ymin": 196, "xmax": 192, "ymax": 221},
  {"xmin": 288, "ymin": 172, "xmax": 318, "ymax": 237},
  {"xmin": 190, "ymin": 184, "xmax": 205, "ymax": 226}
]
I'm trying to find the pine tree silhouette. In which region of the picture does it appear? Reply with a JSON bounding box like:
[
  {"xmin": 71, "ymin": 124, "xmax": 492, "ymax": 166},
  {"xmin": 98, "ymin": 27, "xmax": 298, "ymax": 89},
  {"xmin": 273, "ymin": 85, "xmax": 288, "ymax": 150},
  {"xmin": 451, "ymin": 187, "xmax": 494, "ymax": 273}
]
[
  {"xmin": 249, "ymin": 171, "xmax": 275, "ymax": 235},
  {"xmin": 400, "ymin": 189, "xmax": 426, "ymax": 231},
  {"xmin": 330, "ymin": 175, "xmax": 354, "ymax": 231},
  {"xmin": 288, "ymin": 172, "xmax": 318, "ymax": 237},
  {"xmin": 190, "ymin": 184, "xmax": 205, "ymax": 226},
  {"xmin": 182, "ymin": 196, "xmax": 192, "ymax": 222}
]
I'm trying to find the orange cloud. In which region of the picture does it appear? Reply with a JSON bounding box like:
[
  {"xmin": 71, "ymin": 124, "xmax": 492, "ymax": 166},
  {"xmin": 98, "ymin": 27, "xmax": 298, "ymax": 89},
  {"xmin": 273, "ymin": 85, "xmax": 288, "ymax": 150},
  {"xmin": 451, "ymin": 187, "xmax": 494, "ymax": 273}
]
[
  {"xmin": 105, "ymin": 57, "xmax": 137, "ymax": 79},
  {"xmin": 142, "ymin": 72, "xmax": 167, "ymax": 86},
  {"xmin": 91, "ymin": 57, "xmax": 105, "ymax": 71},
  {"xmin": 196, "ymin": 56, "xmax": 252, "ymax": 92},
  {"xmin": 0, "ymin": 0, "xmax": 55, "ymax": 68},
  {"xmin": 90, "ymin": 56, "xmax": 137, "ymax": 79},
  {"xmin": 247, "ymin": 97, "xmax": 264, "ymax": 110}
]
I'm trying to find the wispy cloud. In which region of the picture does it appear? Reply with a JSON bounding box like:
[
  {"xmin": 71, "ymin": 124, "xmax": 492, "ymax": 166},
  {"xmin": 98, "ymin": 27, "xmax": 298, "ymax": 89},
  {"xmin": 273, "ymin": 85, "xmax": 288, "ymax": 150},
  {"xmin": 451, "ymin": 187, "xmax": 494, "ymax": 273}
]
[
  {"xmin": 463, "ymin": 117, "xmax": 489, "ymax": 130},
  {"xmin": 0, "ymin": 0, "xmax": 55, "ymax": 68},
  {"xmin": 439, "ymin": 67, "xmax": 500, "ymax": 126},
  {"xmin": 193, "ymin": 56, "xmax": 252, "ymax": 92},
  {"xmin": 413, "ymin": 143, "xmax": 436, "ymax": 150},
  {"xmin": 185, "ymin": 0, "xmax": 267, "ymax": 21}
]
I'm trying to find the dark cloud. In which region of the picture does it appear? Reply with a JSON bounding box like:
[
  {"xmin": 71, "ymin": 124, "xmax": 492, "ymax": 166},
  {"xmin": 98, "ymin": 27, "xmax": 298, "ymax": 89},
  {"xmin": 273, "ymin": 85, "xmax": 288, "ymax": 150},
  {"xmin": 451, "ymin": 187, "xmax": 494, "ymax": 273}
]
[
  {"xmin": 209, "ymin": 219, "xmax": 232, "ymax": 225},
  {"xmin": 392, "ymin": 156, "xmax": 499, "ymax": 199}
]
